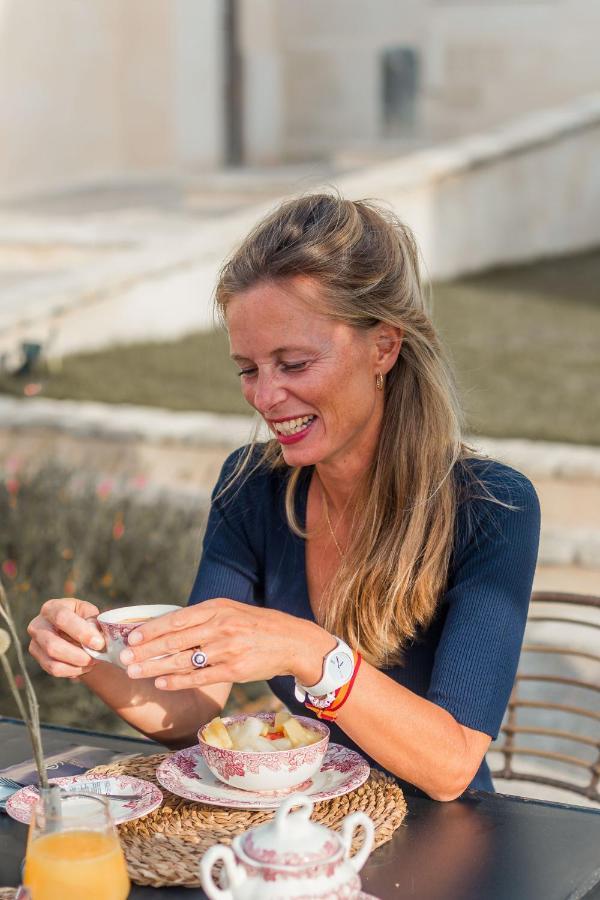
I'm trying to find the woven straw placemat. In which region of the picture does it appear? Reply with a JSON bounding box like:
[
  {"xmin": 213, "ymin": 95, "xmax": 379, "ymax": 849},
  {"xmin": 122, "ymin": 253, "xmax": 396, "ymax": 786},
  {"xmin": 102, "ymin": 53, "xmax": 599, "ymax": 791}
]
[{"xmin": 87, "ymin": 752, "xmax": 407, "ymax": 888}]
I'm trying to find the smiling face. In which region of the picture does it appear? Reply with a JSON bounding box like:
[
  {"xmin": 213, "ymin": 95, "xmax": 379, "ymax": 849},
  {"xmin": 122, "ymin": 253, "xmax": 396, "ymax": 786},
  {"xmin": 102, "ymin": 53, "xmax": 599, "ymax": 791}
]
[{"xmin": 226, "ymin": 278, "xmax": 399, "ymax": 473}]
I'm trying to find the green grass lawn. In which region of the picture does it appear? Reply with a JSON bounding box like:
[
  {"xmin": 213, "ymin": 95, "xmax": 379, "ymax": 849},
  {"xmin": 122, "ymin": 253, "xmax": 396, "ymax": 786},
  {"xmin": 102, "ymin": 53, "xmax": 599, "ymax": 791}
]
[
  {"xmin": 1, "ymin": 249, "xmax": 599, "ymax": 444},
  {"xmin": 2, "ymin": 328, "xmax": 250, "ymax": 416},
  {"xmin": 432, "ymin": 250, "xmax": 600, "ymax": 444}
]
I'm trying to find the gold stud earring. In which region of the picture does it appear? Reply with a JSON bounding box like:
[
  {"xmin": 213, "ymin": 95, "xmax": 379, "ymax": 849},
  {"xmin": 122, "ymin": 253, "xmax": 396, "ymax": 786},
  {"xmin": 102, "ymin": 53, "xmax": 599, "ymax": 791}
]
[{"xmin": 376, "ymin": 371, "xmax": 384, "ymax": 391}]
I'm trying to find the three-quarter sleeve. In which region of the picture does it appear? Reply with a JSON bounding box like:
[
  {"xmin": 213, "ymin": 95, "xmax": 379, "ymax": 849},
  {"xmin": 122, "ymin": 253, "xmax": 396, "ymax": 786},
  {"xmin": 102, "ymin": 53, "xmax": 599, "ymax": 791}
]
[
  {"xmin": 426, "ymin": 467, "xmax": 541, "ymax": 739},
  {"xmin": 188, "ymin": 450, "xmax": 262, "ymax": 608}
]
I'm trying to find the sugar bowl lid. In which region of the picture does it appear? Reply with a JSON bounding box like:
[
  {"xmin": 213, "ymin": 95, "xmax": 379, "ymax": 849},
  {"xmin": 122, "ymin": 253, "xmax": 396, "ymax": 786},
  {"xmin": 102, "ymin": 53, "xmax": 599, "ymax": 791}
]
[{"xmin": 239, "ymin": 795, "xmax": 343, "ymax": 867}]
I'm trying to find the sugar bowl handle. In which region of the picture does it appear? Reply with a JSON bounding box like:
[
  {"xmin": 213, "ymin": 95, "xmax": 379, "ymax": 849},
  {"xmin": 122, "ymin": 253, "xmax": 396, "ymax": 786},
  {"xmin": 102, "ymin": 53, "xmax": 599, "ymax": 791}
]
[
  {"xmin": 200, "ymin": 845, "xmax": 246, "ymax": 900},
  {"xmin": 340, "ymin": 811, "xmax": 375, "ymax": 873},
  {"xmin": 274, "ymin": 794, "xmax": 314, "ymax": 835}
]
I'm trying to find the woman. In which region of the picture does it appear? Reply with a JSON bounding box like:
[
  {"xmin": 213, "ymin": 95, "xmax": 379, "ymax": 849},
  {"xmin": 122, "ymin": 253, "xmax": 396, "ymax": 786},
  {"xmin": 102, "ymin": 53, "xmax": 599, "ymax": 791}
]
[{"xmin": 27, "ymin": 194, "xmax": 540, "ymax": 801}]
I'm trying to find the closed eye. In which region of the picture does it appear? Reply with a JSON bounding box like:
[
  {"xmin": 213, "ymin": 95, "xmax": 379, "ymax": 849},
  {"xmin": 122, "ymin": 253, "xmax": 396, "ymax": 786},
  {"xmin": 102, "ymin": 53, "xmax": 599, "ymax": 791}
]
[
  {"xmin": 236, "ymin": 361, "xmax": 309, "ymax": 377},
  {"xmin": 281, "ymin": 361, "xmax": 309, "ymax": 372}
]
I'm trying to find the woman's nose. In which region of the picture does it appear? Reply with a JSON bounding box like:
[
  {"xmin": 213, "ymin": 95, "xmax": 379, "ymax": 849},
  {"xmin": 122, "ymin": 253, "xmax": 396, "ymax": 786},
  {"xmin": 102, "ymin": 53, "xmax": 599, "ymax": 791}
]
[{"xmin": 252, "ymin": 370, "xmax": 286, "ymax": 414}]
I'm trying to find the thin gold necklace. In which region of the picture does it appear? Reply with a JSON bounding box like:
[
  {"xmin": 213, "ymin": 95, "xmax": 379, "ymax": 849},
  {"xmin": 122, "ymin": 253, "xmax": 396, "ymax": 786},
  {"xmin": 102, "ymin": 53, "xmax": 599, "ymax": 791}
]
[{"xmin": 320, "ymin": 482, "xmax": 344, "ymax": 559}]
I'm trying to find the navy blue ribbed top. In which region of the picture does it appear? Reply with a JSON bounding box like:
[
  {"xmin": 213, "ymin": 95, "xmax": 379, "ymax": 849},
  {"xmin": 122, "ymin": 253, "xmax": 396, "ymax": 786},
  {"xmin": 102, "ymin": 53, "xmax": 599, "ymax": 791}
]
[{"xmin": 188, "ymin": 447, "xmax": 540, "ymax": 793}]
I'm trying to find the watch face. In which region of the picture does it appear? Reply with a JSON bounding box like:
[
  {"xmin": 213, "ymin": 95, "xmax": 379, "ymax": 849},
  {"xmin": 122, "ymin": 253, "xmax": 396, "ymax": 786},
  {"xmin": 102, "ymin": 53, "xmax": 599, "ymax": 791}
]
[{"xmin": 327, "ymin": 652, "xmax": 353, "ymax": 683}]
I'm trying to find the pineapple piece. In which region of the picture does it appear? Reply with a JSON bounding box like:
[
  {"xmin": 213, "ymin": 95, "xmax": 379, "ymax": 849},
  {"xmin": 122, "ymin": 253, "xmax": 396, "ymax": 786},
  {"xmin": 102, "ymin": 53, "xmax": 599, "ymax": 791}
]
[
  {"xmin": 283, "ymin": 716, "xmax": 317, "ymax": 749},
  {"xmin": 202, "ymin": 717, "xmax": 233, "ymax": 749},
  {"xmin": 227, "ymin": 723, "xmax": 245, "ymax": 747},
  {"xmin": 272, "ymin": 709, "xmax": 292, "ymax": 732},
  {"xmin": 270, "ymin": 737, "xmax": 293, "ymax": 751}
]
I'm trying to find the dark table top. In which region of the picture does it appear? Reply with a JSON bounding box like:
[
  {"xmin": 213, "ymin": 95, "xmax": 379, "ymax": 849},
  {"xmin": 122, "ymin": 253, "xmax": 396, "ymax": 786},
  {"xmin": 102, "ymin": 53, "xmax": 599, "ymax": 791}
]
[{"xmin": 1, "ymin": 717, "xmax": 600, "ymax": 900}]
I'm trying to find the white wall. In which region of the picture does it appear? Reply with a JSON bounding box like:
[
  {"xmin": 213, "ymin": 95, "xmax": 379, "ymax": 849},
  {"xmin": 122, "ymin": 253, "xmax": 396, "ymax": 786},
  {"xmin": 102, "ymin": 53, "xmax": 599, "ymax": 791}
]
[
  {"xmin": 0, "ymin": 0, "xmax": 224, "ymax": 197},
  {"xmin": 174, "ymin": 0, "xmax": 225, "ymax": 169},
  {"xmin": 3, "ymin": 0, "xmax": 599, "ymax": 185},
  {"xmin": 238, "ymin": 0, "xmax": 285, "ymax": 165},
  {"xmin": 422, "ymin": 0, "xmax": 600, "ymax": 140},
  {"xmin": 255, "ymin": 0, "xmax": 600, "ymax": 163}
]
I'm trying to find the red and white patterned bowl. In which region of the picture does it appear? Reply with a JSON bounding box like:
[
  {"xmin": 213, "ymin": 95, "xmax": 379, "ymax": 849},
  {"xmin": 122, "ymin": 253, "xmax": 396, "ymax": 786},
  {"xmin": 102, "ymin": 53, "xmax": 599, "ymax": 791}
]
[{"xmin": 198, "ymin": 712, "xmax": 329, "ymax": 793}]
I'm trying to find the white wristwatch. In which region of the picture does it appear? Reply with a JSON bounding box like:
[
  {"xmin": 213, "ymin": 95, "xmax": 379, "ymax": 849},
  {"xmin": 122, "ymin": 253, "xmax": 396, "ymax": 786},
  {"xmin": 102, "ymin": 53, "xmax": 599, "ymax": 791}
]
[{"xmin": 294, "ymin": 637, "xmax": 355, "ymax": 702}]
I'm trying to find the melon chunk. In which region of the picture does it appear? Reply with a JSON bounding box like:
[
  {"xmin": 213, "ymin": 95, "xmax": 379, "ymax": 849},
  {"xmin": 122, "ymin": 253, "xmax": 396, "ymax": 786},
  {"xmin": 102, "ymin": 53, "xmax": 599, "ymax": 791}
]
[
  {"xmin": 236, "ymin": 717, "xmax": 269, "ymax": 746},
  {"xmin": 249, "ymin": 735, "xmax": 275, "ymax": 752}
]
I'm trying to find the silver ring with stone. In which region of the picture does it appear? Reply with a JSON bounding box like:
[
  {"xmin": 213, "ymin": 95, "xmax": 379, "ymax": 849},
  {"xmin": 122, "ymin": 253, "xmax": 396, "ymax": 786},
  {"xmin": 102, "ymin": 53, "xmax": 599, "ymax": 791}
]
[{"xmin": 191, "ymin": 648, "xmax": 208, "ymax": 669}]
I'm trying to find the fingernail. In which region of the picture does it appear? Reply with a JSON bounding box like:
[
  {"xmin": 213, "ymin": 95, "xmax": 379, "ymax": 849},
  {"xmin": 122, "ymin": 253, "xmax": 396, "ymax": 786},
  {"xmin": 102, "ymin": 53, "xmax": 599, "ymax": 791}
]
[
  {"xmin": 155, "ymin": 678, "xmax": 167, "ymax": 689},
  {"xmin": 128, "ymin": 632, "xmax": 143, "ymax": 645},
  {"xmin": 128, "ymin": 664, "xmax": 141, "ymax": 677},
  {"xmin": 120, "ymin": 649, "xmax": 134, "ymax": 664},
  {"xmin": 91, "ymin": 636, "xmax": 104, "ymax": 650}
]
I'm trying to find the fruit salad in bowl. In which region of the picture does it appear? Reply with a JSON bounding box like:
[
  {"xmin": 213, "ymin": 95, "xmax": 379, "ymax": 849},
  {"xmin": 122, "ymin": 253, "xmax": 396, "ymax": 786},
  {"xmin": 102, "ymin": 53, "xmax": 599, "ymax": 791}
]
[{"xmin": 198, "ymin": 711, "xmax": 329, "ymax": 792}]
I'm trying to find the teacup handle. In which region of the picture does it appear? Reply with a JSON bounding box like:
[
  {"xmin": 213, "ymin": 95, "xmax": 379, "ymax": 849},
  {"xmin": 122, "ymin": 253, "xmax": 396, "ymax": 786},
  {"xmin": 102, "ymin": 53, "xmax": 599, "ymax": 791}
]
[
  {"xmin": 200, "ymin": 845, "xmax": 245, "ymax": 900},
  {"xmin": 340, "ymin": 811, "xmax": 375, "ymax": 874},
  {"xmin": 79, "ymin": 617, "xmax": 110, "ymax": 662}
]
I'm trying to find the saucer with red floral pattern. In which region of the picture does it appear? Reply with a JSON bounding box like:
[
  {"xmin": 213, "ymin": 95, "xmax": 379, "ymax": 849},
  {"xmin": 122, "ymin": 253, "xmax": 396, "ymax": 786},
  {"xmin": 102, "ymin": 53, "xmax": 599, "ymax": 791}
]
[
  {"xmin": 6, "ymin": 774, "xmax": 163, "ymax": 825},
  {"xmin": 157, "ymin": 742, "xmax": 370, "ymax": 810}
]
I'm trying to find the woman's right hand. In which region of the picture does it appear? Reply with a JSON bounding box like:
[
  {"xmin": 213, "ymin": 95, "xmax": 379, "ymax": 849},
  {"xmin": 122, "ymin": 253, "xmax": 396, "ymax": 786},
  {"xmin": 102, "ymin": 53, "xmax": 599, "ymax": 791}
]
[{"xmin": 27, "ymin": 598, "xmax": 106, "ymax": 679}]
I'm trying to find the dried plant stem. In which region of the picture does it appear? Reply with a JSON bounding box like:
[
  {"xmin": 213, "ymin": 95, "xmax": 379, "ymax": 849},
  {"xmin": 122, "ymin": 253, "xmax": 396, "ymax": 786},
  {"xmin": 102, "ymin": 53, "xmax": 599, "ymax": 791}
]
[
  {"xmin": 1, "ymin": 655, "xmax": 29, "ymax": 722},
  {"xmin": 0, "ymin": 579, "xmax": 49, "ymax": 789}
]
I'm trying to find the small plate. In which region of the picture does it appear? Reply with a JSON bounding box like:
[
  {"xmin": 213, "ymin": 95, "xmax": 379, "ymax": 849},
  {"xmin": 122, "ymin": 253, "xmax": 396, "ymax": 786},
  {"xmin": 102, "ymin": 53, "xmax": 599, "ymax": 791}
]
[
  {"xmin": 6, "ymin": 774, "xmax": 163, "ymax": 825},
  {"xmin": 156, "ymin": 742, "xmax": 370, "ymax": 810}
]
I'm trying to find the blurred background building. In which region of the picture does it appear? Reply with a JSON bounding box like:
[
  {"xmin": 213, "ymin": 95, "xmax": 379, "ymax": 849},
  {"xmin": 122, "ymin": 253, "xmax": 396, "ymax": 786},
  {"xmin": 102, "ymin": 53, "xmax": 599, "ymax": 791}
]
[
  {"xmin": 2, "ymin": 0, "xmax": 600, "ymax": 188},
  {"xmin": 1, "ymin": 0, "xmax": 600, "ymax": 359}
]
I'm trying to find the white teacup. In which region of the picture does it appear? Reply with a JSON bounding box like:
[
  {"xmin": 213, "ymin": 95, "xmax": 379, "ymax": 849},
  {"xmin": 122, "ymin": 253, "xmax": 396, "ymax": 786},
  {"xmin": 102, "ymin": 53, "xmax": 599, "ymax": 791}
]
[{"xmin": 82, "ymin": 604, "xmax": 180, "ymax": 668}]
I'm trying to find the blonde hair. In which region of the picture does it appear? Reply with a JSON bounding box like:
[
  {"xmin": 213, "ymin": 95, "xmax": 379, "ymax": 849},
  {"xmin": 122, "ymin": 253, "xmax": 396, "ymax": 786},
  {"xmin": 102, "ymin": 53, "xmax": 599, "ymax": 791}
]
[{"xmin": 215, "ymin": 193, "xmax": 476, "ymax": 668}]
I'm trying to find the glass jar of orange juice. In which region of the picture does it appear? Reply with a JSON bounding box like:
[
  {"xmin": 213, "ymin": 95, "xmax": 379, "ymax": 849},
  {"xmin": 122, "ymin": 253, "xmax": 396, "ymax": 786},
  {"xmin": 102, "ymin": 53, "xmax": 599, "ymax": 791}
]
[{"xmin": 23, "ymin": 790, "xmax": 130, "ymax": 900}]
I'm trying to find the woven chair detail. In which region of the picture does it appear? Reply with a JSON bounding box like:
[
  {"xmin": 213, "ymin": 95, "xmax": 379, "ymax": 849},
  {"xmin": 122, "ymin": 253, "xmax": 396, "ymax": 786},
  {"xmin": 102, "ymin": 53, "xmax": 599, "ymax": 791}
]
[{"xmin": 489, "ymin": 591, "xmax": 600, "ymax": 804}]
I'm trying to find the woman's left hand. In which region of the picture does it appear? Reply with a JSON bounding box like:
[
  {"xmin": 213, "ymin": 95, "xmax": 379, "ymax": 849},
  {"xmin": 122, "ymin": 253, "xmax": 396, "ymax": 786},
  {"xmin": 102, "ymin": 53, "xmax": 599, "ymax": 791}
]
[{"xmin": 119, "ymin": 599, "xmax": 334, "ymax": 691}]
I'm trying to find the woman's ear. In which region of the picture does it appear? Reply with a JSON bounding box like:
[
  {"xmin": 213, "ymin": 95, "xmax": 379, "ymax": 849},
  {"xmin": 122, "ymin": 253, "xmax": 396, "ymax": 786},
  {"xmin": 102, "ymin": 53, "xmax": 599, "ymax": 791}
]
[{"xmin": 374, "ymin": 324, "xmax": 403, "ymax": 374}]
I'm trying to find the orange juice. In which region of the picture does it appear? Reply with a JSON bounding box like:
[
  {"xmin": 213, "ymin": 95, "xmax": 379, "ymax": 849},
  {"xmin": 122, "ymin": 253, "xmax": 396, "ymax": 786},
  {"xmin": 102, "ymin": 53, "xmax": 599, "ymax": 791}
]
[{"xmin": 24, "ymin": 829, "xmax": 130, "ymax": 899}]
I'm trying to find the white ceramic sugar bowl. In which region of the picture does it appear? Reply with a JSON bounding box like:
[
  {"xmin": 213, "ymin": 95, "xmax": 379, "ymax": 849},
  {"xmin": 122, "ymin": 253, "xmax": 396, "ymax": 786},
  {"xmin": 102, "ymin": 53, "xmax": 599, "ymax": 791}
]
[{"xmin": 200, "ymin": 794, "xmax": 375, "ymax": 900}]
